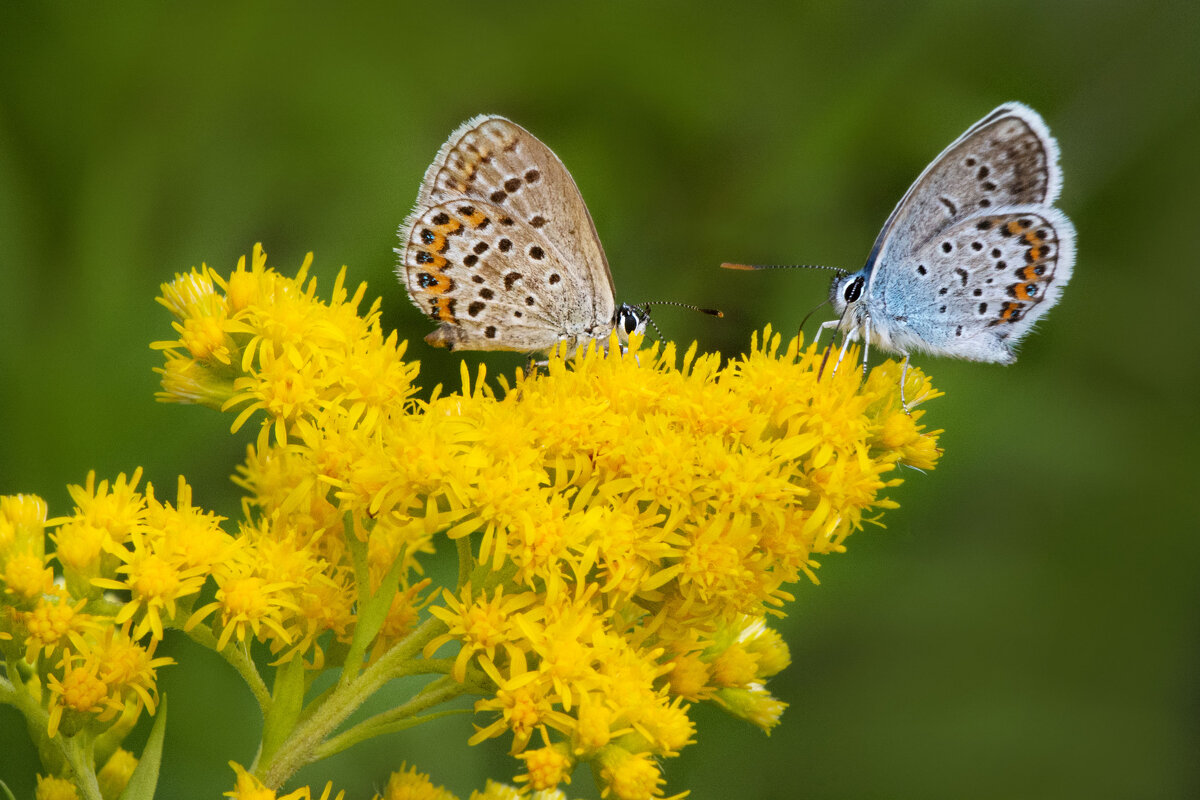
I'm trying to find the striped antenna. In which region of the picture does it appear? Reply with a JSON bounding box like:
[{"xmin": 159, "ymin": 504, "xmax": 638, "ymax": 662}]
[
  {"xmin": 721, "ymin": 262, "xmax": 846, "ymax": 275},
  {"xmin": 636, "ymin": 301, "xmax": 724, "ymax": 318}
]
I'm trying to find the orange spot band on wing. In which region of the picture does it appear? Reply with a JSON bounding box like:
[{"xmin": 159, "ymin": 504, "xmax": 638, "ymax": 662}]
[
  {"xmin": 414, "ymin": 270, "xmax": 454, "ymax": 296},
  {"xmin": 427, "ymin": 272, "xmax": 453, "ymax": 294},
  {"xmin": 461, "ymin": 208, "xmax": 489, "ymax": 228},
  {"xmin": 433, "ymin": 296, "xmax": 457, "ymax": 322},
  {"xmin": 999, "ymin": 301, "xmax": 1025, "ymax": 321}
]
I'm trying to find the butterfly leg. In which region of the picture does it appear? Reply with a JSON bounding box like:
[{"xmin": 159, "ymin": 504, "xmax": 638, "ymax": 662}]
[
  {"xmin": 830, "ymin": 325, "xmax": 858, "ymax": 378},
  {"xmin": 811, "ymin": 319, "xmax": 843, "ymax": 349},
  {"xmin": 859, "ymin": 316, "xmax": 872, "ymax": 381},
  {"xmin": 899, "ymin": 353, "xmax": 911, "ymax": 414},
  {"xmin": 525, "ymin": 354, "xmax": 552, "ymax": 376}
]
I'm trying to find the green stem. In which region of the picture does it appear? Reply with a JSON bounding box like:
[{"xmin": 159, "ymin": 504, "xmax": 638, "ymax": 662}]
[
  {"xmin": 292, "ymin": 654, "xmax": 451, "ymax": 727},
  {"xmin": 313, "ymin": 676, "xmax": 469, "ymax": 759},
  {"xmin": 60, "ymin": 736, "xmax": 103, "ymax": 800},
  {"xmin": 257, "ymin": 614, "xmax": 448, "ymax": 789},
  {"xmin": 178, "ymin": 625, "xmax": 271, "ymax": 715}
]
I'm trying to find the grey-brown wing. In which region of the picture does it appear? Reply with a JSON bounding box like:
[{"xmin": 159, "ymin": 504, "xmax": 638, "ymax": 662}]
[
  {"xmin": 869, "ymin": 103, "xmax": 1063, "ymax": 283},
  {"xmin": 412, "ymin": 115, "xmax": 616, "ymax": 329},
  {"xmin": 400, "ymin": 199, "xmax": 605, "ymax": 351}
]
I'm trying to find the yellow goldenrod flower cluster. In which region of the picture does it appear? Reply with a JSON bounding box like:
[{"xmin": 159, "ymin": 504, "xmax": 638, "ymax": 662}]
[
  {"xmin": 2, "ymin": 245, "xmax": 941, "ymax": 800},
  {"xmin": 1, "ymin": 484, "xmax": 172, "ymax": 800},
  {"xmin": 227, "ymin": 763, "xmax": 344, "ymax": 800},
  {"xmin": 225, "ymin": 761, "xmax": 577, "ymax": 800}
]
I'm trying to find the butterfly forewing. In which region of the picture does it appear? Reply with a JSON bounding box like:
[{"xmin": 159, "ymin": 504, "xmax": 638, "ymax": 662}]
[
  {"xmin": 870, "ymin": 103, "xmax": 1062, "ymax": 282},
  {"xmin": 407, "ymin": 115, "xmax": 617, "ymax": 339}
]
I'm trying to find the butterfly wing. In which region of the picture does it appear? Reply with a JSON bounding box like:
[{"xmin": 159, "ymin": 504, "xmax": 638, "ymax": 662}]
[
  {"xmin": 401, "ymin": 199, "xmax": 601, "ymax": 351},
  {"xmin": 853, "ymin": 103, "xmax": 1073, "ymax": 361},
  {"xmin": 866, "ymin": 102, "xmax": 1063, "ymax": 288},
  {"xmin": 398, "ymin": 115, "xmax": 617, "ymax": 350},
  {"xmin": 870, "ymin": 205, "xmax": 1075, "ymax": 362}
]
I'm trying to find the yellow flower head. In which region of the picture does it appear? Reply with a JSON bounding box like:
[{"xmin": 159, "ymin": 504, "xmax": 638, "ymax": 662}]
[
  {"xmin": 375, "ymin": 763, "xmax": 460, "ymax": 800},
  {"xmin": 516, "ymin": 742, "xmax": 574, "ymax": 792},
  {"xmin": 3, "ymin": 551, "xmax": 54, "ymax": 605},
  {"xmin": 0, "ymin": 493, "xmax": 47, "ymax": 565},
  {"xmin": 596, "ymin": 746, "xmax": 667, "ymax": 800},
  {"xmin": 467, "ymin": 782, "xmax": 523, "ymax": 800},
  {"xmin": 93, "ymin": 530, "xmax": 210, "ymax": 642},
  {"xmin": 186, "ymin": 555, "xmax": 300, "ymax": 652},
  {"xmin": 225, "ymin": 763, "xmax": 342, "ymax": 800},
  {"xmin": 18, "ymin": 591, "xmax": 93, "ymax": 664},
  {"xmin": 35, "ymin": 774, "xmax": 80, "ymax": 800},
  {"xmin": 713, "ymin": 684, "xmax": 788, "ymax": 734},
  {"xmin": 93, "ymin": 627, "xmax": 174, "ymax": 714},
  {"xmin": 45, "ymin": 652, "xmax": 110, "ymax": 738},
  {"xmin": 427, "ymin": 585, "xmax": 538, "ymax": 683},
  {"xmin": 97, "ymin": 748, "xmax": 138, "ymax": 800}
]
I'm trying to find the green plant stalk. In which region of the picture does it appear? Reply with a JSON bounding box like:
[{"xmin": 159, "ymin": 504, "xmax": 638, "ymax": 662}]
[
  {"xmin": 61, "ymin": 734, "xmax": 102, "ymax": 800},
  {"xmin": 256, "ymin": 614, "xmax": 448, "ymax": 789},
  {"xmin": 312, "ymin": 674, "xmax": 469, "ymax": 760}
]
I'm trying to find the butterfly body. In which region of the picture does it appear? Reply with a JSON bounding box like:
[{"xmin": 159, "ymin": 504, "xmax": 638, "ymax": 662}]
[
  {"xmin": 398, "ymin": 115, "xmax": 643, "ymax": 353},
  {"xmin": 827, "ymin": 102, "xmax": 1075, "ymax": 364}
]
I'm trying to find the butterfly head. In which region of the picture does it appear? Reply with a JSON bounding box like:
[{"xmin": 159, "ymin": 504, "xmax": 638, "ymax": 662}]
[
  {"xmin": 830, "ymin": 271, "xmax": 866, "ymax": 315},
  {"xmin": 614, "ymin": 303, "xmax": 650, "ymax": 344}
]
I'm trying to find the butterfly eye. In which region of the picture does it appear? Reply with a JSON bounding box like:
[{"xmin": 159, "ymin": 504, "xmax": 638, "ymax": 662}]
[
  {"xmin": 614, "ymin": 305, "xmax": 645, "ymax": 336},
  {"xmin": 843, "ymin": 276, "xmax": 865, "ymax": 304}
]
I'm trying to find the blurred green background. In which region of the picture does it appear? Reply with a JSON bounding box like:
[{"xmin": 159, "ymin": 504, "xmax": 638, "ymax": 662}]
[{"xmin": 2, "ymin": 2, "xmax": 1197, "ymax": 798}]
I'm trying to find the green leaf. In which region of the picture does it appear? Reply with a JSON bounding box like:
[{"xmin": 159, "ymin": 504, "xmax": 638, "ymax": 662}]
[
  {"xmin": 259, "ymin": 656, "xmax": 306, "ymax": 765},
  {"xmin": 0, "ymin": 778, "xmax": 16, "ymax": 800},
  {"xmin": 118, "ymin": 698, "xmax": 167, "ymax": 800},
  {"xmin": 338, "ymin": 512, "xmax": 408, "ymax": 685},
  {"xmin": 351, "ymin": 547, "xmax": 407, "ymax": 653}
]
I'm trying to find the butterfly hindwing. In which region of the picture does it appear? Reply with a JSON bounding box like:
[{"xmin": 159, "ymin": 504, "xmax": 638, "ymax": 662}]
[
  {"xmin": 873, "ymin": 205, "xmax": 1075, "ymax": 362},
  {"xmin": 401, "ymin": 198, "xmax": 603, "ymax": 351},
  {"xmin": 409, "ymin": 115, "xmax": 617, "ymax": 337}
]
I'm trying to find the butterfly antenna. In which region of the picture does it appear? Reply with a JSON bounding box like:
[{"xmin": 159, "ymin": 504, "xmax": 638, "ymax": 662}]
[
  {"xmin": 644, "ymin": 314, "xmax": 665, "ymax": 342},
  {"xmin": 636, "ymin": 300, "xmax": 724, "ymax": 318},
  {"xmin": 722, "ymin": 262, "xmax": 846, "ymax": 276}
]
